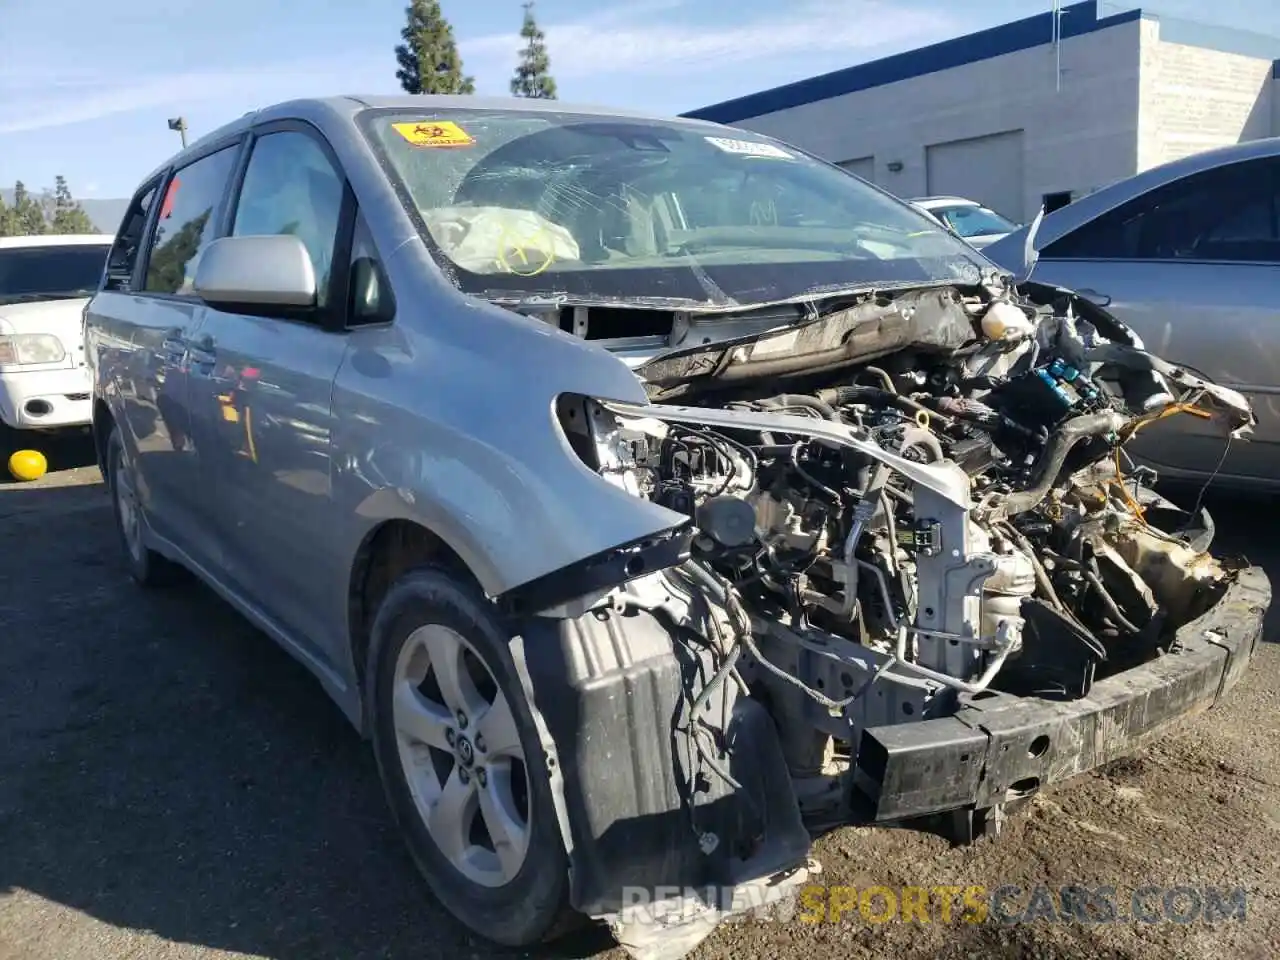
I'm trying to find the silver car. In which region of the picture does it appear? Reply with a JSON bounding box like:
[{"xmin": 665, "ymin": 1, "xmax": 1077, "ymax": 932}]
[
  {"xmin": 85, "ymin": 96, "xmax": 1269, "ymax": 957},
  {"xmin": 984, "ymin": 137, "xmax": 1280, "ymax": 490}
]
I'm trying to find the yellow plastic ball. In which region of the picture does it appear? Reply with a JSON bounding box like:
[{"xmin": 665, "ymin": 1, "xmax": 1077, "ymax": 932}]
[{"xmin": 7, "ymin": 449, "xmax": 48, "ymax": 482}]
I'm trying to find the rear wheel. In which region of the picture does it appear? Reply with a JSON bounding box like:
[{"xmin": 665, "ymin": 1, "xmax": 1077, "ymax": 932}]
[
  {"xmin": 368, "ymin": 567, "xmax": 571, "ymax": 945},
  {"xmin": 106, "ymin": 426, "xmax": 185, "ymax": 587}
]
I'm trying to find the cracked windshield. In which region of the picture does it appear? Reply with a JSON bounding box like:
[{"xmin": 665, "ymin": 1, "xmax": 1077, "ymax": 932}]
[{"xmin": 368, "ymin": 110, "xmax": 985, "ymax": 301}]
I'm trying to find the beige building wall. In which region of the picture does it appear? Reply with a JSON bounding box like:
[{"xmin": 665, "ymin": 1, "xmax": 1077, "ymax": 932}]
[{"xmin": 1138, "ymin": 17, "xmax": 1276, "ymax": 170}]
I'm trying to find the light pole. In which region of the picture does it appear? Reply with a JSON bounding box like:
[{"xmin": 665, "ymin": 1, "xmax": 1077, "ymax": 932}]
[{"xmin": 167, "ymin": 116, "xmax": 189, "ymax": 149}]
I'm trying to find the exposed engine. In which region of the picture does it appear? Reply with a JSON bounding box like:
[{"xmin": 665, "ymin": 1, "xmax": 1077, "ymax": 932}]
[
  {"xmin": 528, "ymin": 278, "xmax": 1265, "ymax": 960},
  {"xmin": 557, "ymin": 281, "xmax": 1254, "ymax": 813}
]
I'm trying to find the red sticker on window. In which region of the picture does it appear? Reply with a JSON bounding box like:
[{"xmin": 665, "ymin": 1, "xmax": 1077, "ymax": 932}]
[{"xmin": 159, "ymin": 178, "xmax": 181, "ymax": 220}]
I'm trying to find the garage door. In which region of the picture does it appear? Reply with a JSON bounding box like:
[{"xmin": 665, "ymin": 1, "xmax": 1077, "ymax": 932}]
[
  {"xmin": 837, "ymin": 156, "xmax": 875, "ymax": 183},
  {"xmin": 925, "ymin": 131, "xmax": 1024, "ymax": 222}
]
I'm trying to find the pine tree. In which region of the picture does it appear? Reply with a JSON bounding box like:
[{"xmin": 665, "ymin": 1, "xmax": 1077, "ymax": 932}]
[
  {"xmin": 35, "ymin": 186, "xmax": 57, "ymax": 226},
  {"xmin": 395, "ymin": 0, "xmax": 475, "ymax": 95},
  {"xmin": 510, "ymin": 1, "xmax": 557, "ymax": 99},
  {"xmin": 8, "ymin": 182, "xmax": 47, "ymax": 236},
  {"xmin": 146, "ymin": 210, "xmax": 211, "ymax": 294},
  {"xmin": 50, "ymin": 176, "xmax": 97, "ymax": 235}
]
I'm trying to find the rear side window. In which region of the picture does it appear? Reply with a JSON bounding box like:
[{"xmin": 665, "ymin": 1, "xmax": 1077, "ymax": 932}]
[
  {"xmin": 144, "ymin": 146, "xmax": 239, "ymax": 295},
  {"xmin": 1043, "ymin": 156, "xmax": 1280, "ymax": 263}
]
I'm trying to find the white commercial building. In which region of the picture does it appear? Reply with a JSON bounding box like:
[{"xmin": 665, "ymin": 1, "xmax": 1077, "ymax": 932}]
[{"xmin": 683, "ymin": 1, "xmax": 1280, "ymax": 223}]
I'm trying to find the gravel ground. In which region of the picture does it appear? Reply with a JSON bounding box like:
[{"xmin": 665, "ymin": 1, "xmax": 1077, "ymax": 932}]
[{"xmin": 1, "ymin": 436, "xmax": 1277, "ymax": 960}]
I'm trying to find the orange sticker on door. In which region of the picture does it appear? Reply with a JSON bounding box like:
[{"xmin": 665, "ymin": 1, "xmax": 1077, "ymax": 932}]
[{"xmin": 391, "ymin": 121, "xmax": 475, "ymax": 148}]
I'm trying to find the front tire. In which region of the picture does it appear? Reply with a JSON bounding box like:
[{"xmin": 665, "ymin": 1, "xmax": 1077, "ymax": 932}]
[
  {"xmin": 106, "ymin": 426, "xmax": 184, "ymax": 587},
  {"xmin": 368, "ymin": 567, "xmax": 571, "ymax": 946}
]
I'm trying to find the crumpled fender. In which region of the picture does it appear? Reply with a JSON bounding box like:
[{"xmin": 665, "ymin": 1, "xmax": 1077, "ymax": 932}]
[
  {"xmin": 1086, "ymin": 341, "xmax": 1256, "ymax": 439},
  {"xmin": 1016, "ymin": 279, "xmax": 1255, "ymax": 438}
]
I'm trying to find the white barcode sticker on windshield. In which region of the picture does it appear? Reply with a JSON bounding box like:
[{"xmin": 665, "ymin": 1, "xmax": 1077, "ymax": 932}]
[{"xmin": 704, "ymin": 136, "xmax": 794, "ymax": 159}]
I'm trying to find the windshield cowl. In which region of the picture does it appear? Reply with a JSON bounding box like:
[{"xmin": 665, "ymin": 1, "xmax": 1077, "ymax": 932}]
[{"xmin": 490, "ymin": 274, "xmax": 992, "ymax": 317}]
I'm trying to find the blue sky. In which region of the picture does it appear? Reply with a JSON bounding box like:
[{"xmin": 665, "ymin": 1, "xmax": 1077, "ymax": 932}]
[{"xmin": 2, "ymin": 0, "xmax": 1278, "ymax": 200}]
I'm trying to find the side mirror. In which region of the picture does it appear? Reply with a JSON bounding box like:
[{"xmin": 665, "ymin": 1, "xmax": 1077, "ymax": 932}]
[{"xmin": 194, "ymin": 234, "xmax": 317, "ymax": 310}]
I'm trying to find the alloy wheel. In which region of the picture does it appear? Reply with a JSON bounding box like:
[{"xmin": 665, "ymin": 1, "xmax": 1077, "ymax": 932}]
[{"xmin": 392, "ymin": 624, "xmax": 532, "ymax": 888}]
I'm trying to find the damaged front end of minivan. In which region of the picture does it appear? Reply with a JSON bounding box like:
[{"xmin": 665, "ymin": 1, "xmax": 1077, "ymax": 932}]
[{"xmin": 496, "ymin": 277, "xmax": 1269, "ymax": 960}]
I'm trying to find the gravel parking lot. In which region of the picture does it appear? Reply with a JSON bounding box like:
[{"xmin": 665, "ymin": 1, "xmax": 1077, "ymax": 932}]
[{"xmin": 2, "ymin": 436, "xmax": 1278, "ymax": 960}]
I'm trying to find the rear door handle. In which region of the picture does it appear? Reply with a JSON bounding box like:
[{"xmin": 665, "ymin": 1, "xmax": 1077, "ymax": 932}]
[{"xmin": 1076, "ymin": 288, "xmax": 1112, "ymax": 307}]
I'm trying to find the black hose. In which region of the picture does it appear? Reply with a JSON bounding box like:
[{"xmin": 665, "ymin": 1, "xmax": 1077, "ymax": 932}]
[
  {"xmin": 685, "ymin": 425, "xmax": 759, "ymax": 478},
  {"xmin": 1084, "ymin": 571, "xmax": 1143, "ymax": 634},
  {"xmin": 863, "ymin": 366, "xmax": 897, "ymax": 393},
  {"xmin": 815, "ymin": 385, "xmax": 953, "ymax": 428},
  {"xmin": 935, "ymin": 402, "xmax": 1038, "ymax": 441},
  {"xmin": 690, "ymin": 645, "xmax": 741, "ymax": 718},
  {"xmin": 752, "ymin": 443, "xmax": 802, "ymax": 458},
  {"xmin": 997, "ymin": 521, "xmax": 1071, "ymax": 615},
  {"xmin": 755, "ymin": 394, "xmax": 841, "ymax": 421},
  {"xmin": 1002, "ymin": 411, "xmax": 1123, "ymax": 516},
  {"xmin": 789, "ymin": 441, "xmax": 842, "ymax": 502}
]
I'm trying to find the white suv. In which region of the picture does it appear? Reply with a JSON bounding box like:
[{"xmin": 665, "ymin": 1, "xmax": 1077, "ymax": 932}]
[{"xmin": 0, "ymin": 234, "xmax": 112, "ymax": 447}]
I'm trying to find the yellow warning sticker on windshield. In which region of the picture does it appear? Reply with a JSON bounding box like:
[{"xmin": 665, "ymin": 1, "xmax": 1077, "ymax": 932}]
[{"xmin": 392, "ymin": 121, "xmax": 475, "ymax": 147}]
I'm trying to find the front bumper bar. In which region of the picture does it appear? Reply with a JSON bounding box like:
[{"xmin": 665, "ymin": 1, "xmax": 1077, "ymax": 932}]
[
  {"xmin": 0, "ymin": 367, "xmax": 93, "ymax": 430},
  {"xmin": 853, "ymin": 566, "xmax": 1270, "ymax": 821}
]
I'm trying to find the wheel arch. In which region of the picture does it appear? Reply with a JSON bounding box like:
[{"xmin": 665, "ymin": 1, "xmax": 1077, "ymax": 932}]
[
  {"xmin": 92, "ymin": 397, "xmax": 115, "ymax": 478},
  {"xmin": 346, "ymin": 517, "xmax": 479, "ymax": 732}
]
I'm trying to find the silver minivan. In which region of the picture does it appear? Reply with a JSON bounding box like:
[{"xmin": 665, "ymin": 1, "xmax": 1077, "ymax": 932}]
[{"xmin": 85, "ymin": 95, "xmax": 1268, "ymax": 958}]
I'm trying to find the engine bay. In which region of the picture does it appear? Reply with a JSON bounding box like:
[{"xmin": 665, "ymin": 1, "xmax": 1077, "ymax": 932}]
[{"xmin": 554, "ymin": 280, "xmax": 1254, "ymax": 810}]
